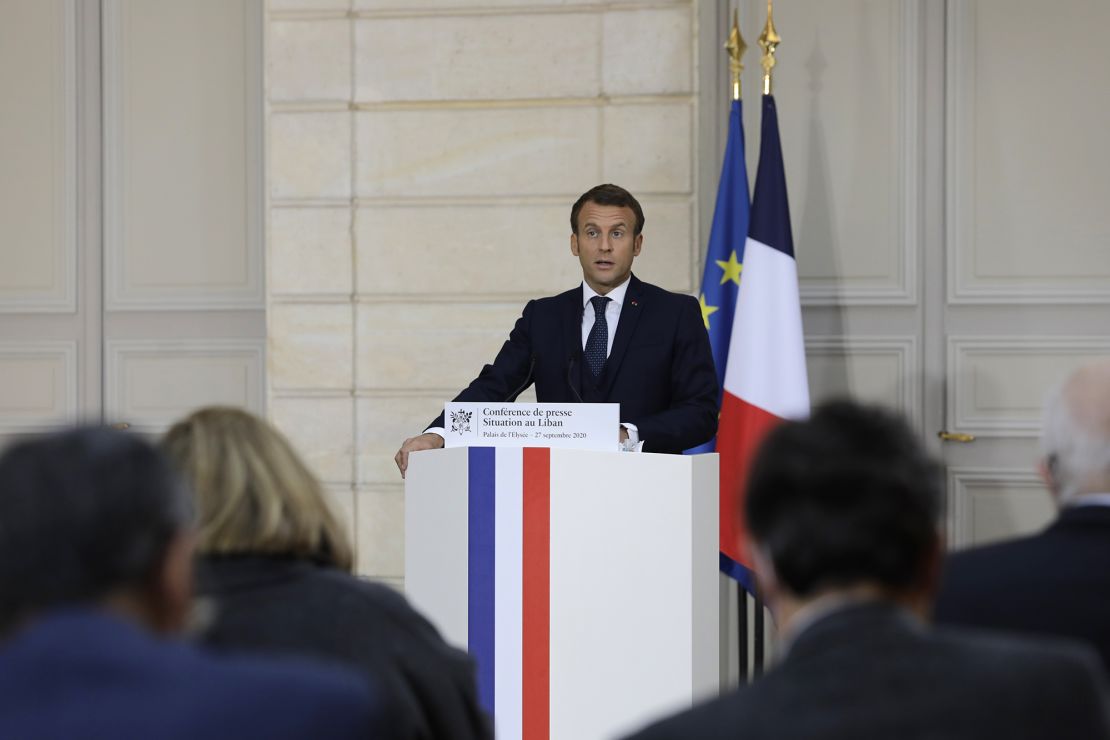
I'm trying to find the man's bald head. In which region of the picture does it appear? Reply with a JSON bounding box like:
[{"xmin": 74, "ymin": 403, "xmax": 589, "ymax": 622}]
[{"xmin": 1042, "ymin": 359, "xmax": 1110, "ymax": 502}]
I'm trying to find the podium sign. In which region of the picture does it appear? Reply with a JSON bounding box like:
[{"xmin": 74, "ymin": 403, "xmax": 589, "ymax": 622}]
[{"xmin": 442, "ymin": 402, "xmax": 619, "ymax": 451}]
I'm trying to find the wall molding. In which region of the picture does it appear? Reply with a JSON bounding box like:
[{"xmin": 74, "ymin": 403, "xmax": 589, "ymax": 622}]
[
  {"xmin": 102, "ymin": 0, "xmax": 264, "ymax": 311},
  {"xmin": 104, "ymin": 338, "xmax": 265, "ymax": 432},
  {"xmin": 946, "ymin": 467, "xmax": 1049, "ymax": 549},
  {"xmin": 270, "ymin": 2, "xmax": 689, "ymax": 23},
  {"xmin": 347, "ymin": 2, "xmax": 691, "ymax": 21},
  {"xmin": 0, "ymin": 340, "xmax": 79, "ymax": 431},
  {"xmin": 0, "ymin": 0, "xmax": 77, "ymax": 314},
  {"xmin": 946, "ymin": 1, "xmax": 1110, "ymax": 304},
  {"xmin": 805, "ymin": 335, "xmax": 919, "ymax": 422},
  {"xmin": 800, "ymin": 0, "xmax": 919, "ymax": 307},
  {"xmin": 946, "ymin": 335, "xmax": 1110, "ymax": 437}
]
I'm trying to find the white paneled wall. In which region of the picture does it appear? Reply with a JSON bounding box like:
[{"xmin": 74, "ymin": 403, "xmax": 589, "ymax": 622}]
[
  {"xmin": 805, "ymin": 337, "xmax": 919, "ymax": 422},
  {"xmin": 266, "ymin": 1, "xmax": 702, "ymax": 578},
  {"xmin": 104, "ymin": 340, "xmax": 265, "ymax": 433},
  {"xmin": 101, "ymin": 0, "xmax": 265, "ymax": 430},
  {"xmin": 947, "ymin": 470, "xmax": 1056, "ymax": 549},
  {"xmin": 103, "ymin": 0, "xmax": 264, "ymax": 311},
  {"xmin": 946, "ymin": 337, "xmax": 1110, "ymax": 437},
  {"xmin": 947, "ymin": 0, "xmax": 1110, "ymax": 304},
  {"xmin": 939, "ymin": 0, "xmax": 1110, "ymax": 544},
  {"xmin": 0, "ymin": 341, "xmax": 78, "ymax": 431},
  {"xmin": 0, "ymin": 0, "xmax": 76, "ymax": 314},
  {"xmin": 0, "ymin": 1, "xmax": 265, "ymax": 449},
  {"xmin": 740, "ymin": 0, "xmax": 918, "ymax": 306}
]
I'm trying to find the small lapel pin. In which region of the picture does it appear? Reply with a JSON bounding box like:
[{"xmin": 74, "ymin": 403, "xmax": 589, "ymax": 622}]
[{"xmin": 630, "ymin": 299, "xmax": 639, "ymax": 307}]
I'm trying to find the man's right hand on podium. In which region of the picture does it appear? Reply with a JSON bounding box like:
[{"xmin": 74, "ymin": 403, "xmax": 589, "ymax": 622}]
[{"xmin": 394, "ymin": 432, "xmax": 444, "ymax": 479}]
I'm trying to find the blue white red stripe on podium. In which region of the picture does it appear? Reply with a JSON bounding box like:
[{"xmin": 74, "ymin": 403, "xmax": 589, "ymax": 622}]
[{"xmin": 466, "ymin": 447, "xmax": 550, "ymax": 740}]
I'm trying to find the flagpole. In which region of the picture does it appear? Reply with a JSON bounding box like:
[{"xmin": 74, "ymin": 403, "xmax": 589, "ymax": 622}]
[
  {"xmin": 722, "ymin": 8, "xmax": 753, "ymax": 685},
  {"xmin": 725, "ymin": 9, "xmax": 746, "ymax": 102},
  {"xmin": 758, "ymin": 0, "xmax": 780, "ymax": 96},
  {"xmin": 750, "ymin": 0, "xmax": 782, "ymax": 680}
]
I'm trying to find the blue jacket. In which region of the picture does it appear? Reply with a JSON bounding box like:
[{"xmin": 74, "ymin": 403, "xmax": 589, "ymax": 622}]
[
  {"xmin": 0, "ymin": 609, "xmax": 383, "ymax": 739},
  {"xmin": 431, "ymin": 275, "xmax": 718, "ymax": 454}
]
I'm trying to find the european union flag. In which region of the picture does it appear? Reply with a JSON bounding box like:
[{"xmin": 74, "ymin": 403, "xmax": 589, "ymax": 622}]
[{"xmin": 687, "ymin": 99, "xmax": 751, "ymax": 455}]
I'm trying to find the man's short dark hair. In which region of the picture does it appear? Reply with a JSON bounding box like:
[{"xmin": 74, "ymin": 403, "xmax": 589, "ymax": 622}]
[
  {"xmin": 0, "ymin": 427, "xmax": 192, "ymax": 632},
  {"xmin": 570, "ymin": 184, "xmax": 645, "ymax": 236},
  {"xmin": 745, "ymin": 400, "xmax": 943, "ymax": 597}
]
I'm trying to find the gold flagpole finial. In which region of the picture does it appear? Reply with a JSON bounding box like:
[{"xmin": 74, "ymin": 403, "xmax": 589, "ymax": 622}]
[
  {"xmin": 758, "ymin": 0, "xmax": 781, "ymax": 95},
  {"xmin": 725, "ymin": 9, "xmax": 747, "ymax": 101}
]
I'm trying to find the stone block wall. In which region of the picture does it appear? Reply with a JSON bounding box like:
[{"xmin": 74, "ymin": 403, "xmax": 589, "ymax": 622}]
[{"xmin": 265, "ymin": 0, "xmax": 704, "ymax": 585}]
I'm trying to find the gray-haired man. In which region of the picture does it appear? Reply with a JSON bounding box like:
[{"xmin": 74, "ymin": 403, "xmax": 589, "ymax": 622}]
[{"xmin": 936, "ymin": 358, "xmax": 1110, "ymax": 673}]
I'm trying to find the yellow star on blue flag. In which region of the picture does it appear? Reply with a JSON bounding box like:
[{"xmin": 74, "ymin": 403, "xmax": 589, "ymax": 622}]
[
  {"xmin": 716, "ymin": 251, "xmax": 743, "ymax": 286},
  {"xmin": 699, "ymin": 293, "xmax": 719, "ymax": 330}
]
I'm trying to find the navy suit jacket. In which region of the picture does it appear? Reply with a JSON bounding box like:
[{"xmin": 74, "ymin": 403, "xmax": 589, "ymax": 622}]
[
  {"xmin": 0, "ymin": 610, "xmax": 383, "ymax": 740},
  {"xmin": 623, "ymin": 602, "xmax": 1110, "ymax": 740},
  {"xmin": 431, "ymin": 275, "xmax": 718, "ymax": 454},
  {"xmin": 935, "ymin": 504, "xmax": 1110, "ymax": 675}
]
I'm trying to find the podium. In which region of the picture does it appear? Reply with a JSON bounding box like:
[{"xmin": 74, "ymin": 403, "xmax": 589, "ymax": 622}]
[{"xmin": 405, "ymin": 446, "xmax": 719, "ymax": 740}]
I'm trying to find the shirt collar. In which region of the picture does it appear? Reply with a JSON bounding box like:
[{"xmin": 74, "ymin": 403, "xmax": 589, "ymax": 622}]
[
  {"xmin": 1065, "ymin": 493, "xmax": 1110, "ymax": 509},
  {"xmin": 777, "ymin": 596, "xmax": 925, "ymax": 666},
  {"xmin": 776, "ymin": 593, "xmax": 881, "ymax": 659},
  {"xmin": 581, "ymin": 275, "xmax": 631, "ymax": 310}
]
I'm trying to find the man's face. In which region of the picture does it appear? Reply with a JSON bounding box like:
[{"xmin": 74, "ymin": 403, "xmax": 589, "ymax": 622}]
[{"xmin": 570, "ymin": 201, "xmax": 642, "ymax": 295}]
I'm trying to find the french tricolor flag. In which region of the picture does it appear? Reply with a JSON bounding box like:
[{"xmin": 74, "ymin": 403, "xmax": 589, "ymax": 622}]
[{"xmin": 717, "ymin": 95, "xmax": 809, "ymax": 586}]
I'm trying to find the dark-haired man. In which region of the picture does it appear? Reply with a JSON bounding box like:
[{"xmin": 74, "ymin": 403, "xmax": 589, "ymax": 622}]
[
  {"xmin": 395, "ymin": 183, "xmax": 718, "ymax": 474},
  {"xmin": 624, "ymin": 401, "xmax": 1110, "ymax": 740},
  {"xmin": 0, "ymin": 427, "xmax": 382, "ymax": 739}
]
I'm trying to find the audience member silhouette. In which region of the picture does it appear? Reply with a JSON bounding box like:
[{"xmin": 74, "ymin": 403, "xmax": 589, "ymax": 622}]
[
  {"xmin": 161, "ymin": 407, "xmax": 492, "ymax": 740},
  {"xmin": 623, "ymin": 401, "xmax": 1110, "ymax": 740},
  {"xmin": 936, "ymin": 358, "xmax": 1110, "ymax": 673},
  {"xmin": 0, "ymin": 427, "xmax": 380, "ymax": 739}
]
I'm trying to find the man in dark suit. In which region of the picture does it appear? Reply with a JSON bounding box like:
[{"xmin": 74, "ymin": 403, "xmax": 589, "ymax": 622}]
[
  {"xmin": 624, "ymin": 401, "xmax": 1110, "ymax": 740},
  {"xmin": 395, "ymin": 184, "xmax": 717, "ymax": 474},
  {"xmin": 0, "ymin": 427, "xmax": 383, "ymax": 740},
  {"xmin": 935, "ymin": 358, "xmax": 1110, "ymax": 674}
]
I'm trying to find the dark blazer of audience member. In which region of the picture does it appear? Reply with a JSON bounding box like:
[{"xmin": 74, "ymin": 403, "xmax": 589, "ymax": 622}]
[
  {"xmin": 624, "ymin": 401, "xmax": 1110, "ymax": 740},
  {"xmin": 0, "ymin": 428, "xmax": 378, "ymax": 740},
  {"xmin": 161, "ymin": 407, "xmax": 492, "ymax": 740},
  {"xmin": 936, "ymin": 359, "xmax": 1110, "ymax": 674}
]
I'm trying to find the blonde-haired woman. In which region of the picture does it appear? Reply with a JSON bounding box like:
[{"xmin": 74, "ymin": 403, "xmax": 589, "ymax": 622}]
[{"xmin": 162, "ymin": 407, "xmax": 490, "ymax": 740}]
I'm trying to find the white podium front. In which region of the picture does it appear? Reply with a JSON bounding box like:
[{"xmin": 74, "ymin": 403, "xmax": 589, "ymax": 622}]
[{"xmin": 405, "ymin": 447, "xmax": 719, "ymax": 740}]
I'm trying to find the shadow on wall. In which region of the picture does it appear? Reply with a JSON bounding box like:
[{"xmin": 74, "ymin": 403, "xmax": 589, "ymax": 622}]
[{"xmin": 798, "ymin": 32, "xmax": 847, "ymax": 398}]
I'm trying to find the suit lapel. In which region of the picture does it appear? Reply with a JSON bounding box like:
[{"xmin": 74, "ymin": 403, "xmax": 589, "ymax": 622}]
[
  {"xmin": 601, "ymin": 274, "xmax": 643, "ymax": 397},
  {"xmin": 562, "ymin": 287, "xmax": 583, "ymax": 400}
]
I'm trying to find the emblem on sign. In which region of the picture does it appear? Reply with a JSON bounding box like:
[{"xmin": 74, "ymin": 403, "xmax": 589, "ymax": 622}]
[{"xmin": 450, "ymin": 409, "xmax": 473, "ymax": 434}]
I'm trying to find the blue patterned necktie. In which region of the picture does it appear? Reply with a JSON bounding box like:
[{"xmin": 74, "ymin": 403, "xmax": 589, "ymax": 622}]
[{"xmin": 584, "ymin": 295, "xmax": 611, "ymax": 377}]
